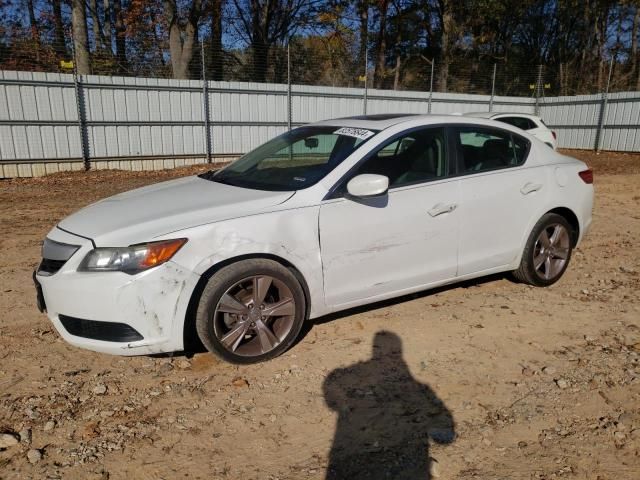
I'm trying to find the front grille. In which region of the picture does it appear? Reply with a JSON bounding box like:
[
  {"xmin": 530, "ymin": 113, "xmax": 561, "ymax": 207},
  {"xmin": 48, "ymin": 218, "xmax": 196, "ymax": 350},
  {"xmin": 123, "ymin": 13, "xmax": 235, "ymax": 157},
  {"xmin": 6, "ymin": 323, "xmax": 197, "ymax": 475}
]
[
  {"xmin": 59, "ymin": 315, "xmax": 144, "ymax": 342},
  {"xmin": 38, "ymin": 258, "xmax": 67, "ymax": 275}
]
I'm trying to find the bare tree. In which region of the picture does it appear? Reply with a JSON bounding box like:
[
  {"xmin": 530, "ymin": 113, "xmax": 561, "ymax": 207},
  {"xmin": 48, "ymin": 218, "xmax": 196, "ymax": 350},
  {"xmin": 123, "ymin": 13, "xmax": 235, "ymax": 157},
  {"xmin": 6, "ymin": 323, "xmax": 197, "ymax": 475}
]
[
  {"xmin": 164, "ymin": 0, "xmax": 203, "ymax": 79},
  {"xmin": 26, "ymin": 0, "xmax": 41, "ymax": 46},
  {"xmin": 230, "ymin": 0, "xmax": 313, "ymax": 82},
  {"xmin": 52, "ymin": 0, "xmax": 68, "ymax": 59},
  {"xmin": 103, "ymin": 0, "xmax": 112, "ymax": 52},
  {"xmin": 373, "ymin": 0, "xmax": 390, "ymax": 87},
  {"xmin": 210, "ymin": 0, "xmax": 224, "ymax": 80},
  {"xmin": 89, "ymin": 0, "xmax": 104, "ymax": 51},
  {"xmin": 435, "ymin": 0, "xmax": 455, "ymax": 92},
  {"xmin": 357, "ymin": 0, "xmax": 369, "ymax": 80},
  {"xmin": 113, "ymin": 0, "xmax": 127, "ymax": 73},
  {"xmin": 72, "ymin": 0, "xmax": 91, "ymax": 74}
]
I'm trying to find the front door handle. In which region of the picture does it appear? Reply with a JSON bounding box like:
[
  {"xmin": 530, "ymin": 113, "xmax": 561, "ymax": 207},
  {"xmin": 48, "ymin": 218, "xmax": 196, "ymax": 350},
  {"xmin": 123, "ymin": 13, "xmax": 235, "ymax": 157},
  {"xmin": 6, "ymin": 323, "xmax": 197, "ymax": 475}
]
[
  {"xmin": 428, "ymin": 203, "xmax": 457, "ymax": 217},
  {"xmin": 521, "ymin": 182, "xmax": 543, "ymax": 195}
]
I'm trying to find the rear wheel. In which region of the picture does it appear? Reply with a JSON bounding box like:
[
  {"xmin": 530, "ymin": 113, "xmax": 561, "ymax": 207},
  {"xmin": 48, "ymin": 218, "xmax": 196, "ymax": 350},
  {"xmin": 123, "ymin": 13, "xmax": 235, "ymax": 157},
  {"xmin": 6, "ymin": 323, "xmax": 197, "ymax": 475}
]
[
  {"xmin": 513, "ymin": 213, "xmax": 573, "ymax": 286},
  {"xmin": 195, "ymin": 259, "xmax": 306, "ymax": 364}
]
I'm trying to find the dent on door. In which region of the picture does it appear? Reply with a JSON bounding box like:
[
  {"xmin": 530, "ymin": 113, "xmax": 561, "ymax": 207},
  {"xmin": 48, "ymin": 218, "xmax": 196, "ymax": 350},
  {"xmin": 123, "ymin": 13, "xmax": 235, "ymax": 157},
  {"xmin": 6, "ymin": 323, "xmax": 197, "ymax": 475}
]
[{"xmin": 319, "ymin": 181, "xmax": 460, "ymax": 307}]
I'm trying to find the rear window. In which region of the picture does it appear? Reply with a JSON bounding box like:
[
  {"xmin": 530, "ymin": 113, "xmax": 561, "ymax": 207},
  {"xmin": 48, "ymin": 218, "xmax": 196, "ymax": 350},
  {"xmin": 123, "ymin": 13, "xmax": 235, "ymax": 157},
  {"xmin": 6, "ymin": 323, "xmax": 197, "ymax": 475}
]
[
  {"xmin": 496, "ymin": 116, "xmax": 537, "ymax": 130},
  {"xmin": 455, "ymin": 126, "xmax": 530, "ymax": 173}
]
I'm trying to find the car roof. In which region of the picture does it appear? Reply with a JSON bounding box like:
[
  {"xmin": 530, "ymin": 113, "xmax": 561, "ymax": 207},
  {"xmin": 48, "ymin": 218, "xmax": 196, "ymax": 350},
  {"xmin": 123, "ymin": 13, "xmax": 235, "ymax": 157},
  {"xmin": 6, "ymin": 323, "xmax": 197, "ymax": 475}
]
[
  {"xmin": 312, "ymin": 113, "xmax": 423, "ymax": 130},
  {"xmin": 464, "ymin": 111, "xmax": 541, "ymax": 120},
  {"xmin": 312, "ymin": 113, "xmax": 533, "ymax": 131}
]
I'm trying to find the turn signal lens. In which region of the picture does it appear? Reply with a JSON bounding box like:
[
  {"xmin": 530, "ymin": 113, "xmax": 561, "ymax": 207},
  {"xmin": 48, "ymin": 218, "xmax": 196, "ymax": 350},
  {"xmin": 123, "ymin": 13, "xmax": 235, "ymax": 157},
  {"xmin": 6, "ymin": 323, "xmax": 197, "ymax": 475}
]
[
  {"xmin": 578, "ymin": 168, "xmax": 593, "ymax": 184},
  {"xmin": 138, "ymin": 239, "xmax": 188, "ymax": 268}
]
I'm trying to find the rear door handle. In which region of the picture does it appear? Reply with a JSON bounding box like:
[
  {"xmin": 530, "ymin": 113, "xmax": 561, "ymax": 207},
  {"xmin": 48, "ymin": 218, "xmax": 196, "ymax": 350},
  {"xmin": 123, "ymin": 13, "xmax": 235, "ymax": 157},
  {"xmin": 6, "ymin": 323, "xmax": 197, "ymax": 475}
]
[
  {"xmin": 520, "ymin": 182, "xmax": 543, "ymax": 195},
  {"xmin": 428, "ymin": 203, "xmax": 457, "ymax": 217}
]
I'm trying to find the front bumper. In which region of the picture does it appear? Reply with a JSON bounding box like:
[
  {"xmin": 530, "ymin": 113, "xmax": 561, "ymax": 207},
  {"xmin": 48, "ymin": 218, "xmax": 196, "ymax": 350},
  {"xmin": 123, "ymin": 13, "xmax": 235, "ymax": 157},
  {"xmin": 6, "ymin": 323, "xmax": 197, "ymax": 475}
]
[{"xmin": 35, "ymin": 227, "xmax": 200, "ymax": 356}]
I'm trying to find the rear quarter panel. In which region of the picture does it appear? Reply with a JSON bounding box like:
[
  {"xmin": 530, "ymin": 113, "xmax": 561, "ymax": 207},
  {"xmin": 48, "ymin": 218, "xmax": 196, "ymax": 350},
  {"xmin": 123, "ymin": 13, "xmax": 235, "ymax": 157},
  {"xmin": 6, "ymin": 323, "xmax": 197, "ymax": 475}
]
[{"xmin": 513, "ymin": 152, "xmax": 593, "ymax": 267}]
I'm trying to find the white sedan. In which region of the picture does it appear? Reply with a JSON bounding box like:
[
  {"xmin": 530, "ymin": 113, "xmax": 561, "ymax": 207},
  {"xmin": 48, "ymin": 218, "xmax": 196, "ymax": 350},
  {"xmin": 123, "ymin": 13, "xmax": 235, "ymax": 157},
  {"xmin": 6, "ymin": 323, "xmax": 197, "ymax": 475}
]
[
  {"xmin": 35, "ymin": 114, "xmax": 593, "ymax": 363},
  {"xmin": 464, "ymin": 112, "xmax": 558, "ymax": 149}
]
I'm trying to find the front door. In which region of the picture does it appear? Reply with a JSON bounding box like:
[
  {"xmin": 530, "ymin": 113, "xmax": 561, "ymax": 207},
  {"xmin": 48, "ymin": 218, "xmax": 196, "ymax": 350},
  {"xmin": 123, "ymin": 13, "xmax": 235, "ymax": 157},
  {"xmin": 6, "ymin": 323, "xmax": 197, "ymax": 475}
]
[{"xmin": 319, "ymin": 126, "xmax": 460, "ymax": 307}]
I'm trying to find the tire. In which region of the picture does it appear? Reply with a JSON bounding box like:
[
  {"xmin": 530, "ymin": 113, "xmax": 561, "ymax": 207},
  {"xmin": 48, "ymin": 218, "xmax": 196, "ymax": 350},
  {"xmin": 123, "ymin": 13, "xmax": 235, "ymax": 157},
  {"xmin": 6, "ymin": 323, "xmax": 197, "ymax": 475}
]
[
  {"xmin": 195, "ymin": 259, "xmax": 306, "ymax": 364},
  {"xmin": 513, "ymin": 213, "xmax": 574, "ymax": 287}
]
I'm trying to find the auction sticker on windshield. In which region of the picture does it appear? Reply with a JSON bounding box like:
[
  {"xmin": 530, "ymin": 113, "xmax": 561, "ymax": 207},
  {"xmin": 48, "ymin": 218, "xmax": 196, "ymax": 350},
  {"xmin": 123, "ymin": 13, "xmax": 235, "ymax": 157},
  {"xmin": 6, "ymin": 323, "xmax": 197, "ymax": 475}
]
[{"xmin": 333, "ymin": 127, "xmax": 375, "ymax": 140}]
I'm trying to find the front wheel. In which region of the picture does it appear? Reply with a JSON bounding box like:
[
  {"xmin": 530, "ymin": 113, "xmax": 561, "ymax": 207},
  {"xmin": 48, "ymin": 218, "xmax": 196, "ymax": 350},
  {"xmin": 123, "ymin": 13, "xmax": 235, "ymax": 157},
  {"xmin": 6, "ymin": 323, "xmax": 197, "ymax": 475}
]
[
  {"xmin": 195, "ymin": 259, "xmax": 306, "ymax": 364},
  {"xmin": 513, "ymin": 213, "xmax": 574, "ymax": 287}
]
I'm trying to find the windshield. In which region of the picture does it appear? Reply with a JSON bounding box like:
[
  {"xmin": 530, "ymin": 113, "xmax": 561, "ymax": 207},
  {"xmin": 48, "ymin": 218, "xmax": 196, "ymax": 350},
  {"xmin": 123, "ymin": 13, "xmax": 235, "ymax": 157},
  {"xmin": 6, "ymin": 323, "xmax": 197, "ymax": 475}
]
[{"xmin": 202, "ymin": 126, "xmax": 378, "ymax": 191}]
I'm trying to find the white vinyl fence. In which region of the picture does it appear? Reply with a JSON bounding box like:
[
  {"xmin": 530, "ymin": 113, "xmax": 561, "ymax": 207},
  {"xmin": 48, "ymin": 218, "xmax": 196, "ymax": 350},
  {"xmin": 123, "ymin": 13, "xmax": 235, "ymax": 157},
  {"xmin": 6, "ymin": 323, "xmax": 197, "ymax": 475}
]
[{"xmin": 0, "ymin": 70, "xmax": 638, "ymax": 178}]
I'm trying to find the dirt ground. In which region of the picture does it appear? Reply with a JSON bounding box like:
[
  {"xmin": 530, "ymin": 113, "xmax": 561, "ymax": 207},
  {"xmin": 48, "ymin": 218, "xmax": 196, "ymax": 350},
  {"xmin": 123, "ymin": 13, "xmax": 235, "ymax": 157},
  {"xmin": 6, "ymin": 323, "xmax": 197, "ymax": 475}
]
[{"xmin": 0, "ymin": 149, "xmax": 639, "ymax": 480}]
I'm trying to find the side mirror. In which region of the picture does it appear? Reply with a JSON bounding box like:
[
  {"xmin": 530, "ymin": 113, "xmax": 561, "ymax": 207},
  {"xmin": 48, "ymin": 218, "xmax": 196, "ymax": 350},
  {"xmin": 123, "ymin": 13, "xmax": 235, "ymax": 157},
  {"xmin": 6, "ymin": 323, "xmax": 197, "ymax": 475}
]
[
  {"xmin": 304, "ymin": 137, "xmax": 319, "ymax": 149},
  {"xmin": 346, "ymin": 174, "xmax": 389, "ymax": 198}
]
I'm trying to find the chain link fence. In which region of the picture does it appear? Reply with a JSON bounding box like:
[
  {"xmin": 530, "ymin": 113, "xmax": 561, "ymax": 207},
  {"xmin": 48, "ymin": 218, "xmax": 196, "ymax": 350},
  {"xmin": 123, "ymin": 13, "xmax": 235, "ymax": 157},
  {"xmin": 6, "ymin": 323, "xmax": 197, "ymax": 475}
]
[
  {"xmin": 1, "ymin": 22, "xmax": 632, "ymax": 97},
  {"xmin": 1, "ymin": 22, "xmax": 638, "ymax": 177}
]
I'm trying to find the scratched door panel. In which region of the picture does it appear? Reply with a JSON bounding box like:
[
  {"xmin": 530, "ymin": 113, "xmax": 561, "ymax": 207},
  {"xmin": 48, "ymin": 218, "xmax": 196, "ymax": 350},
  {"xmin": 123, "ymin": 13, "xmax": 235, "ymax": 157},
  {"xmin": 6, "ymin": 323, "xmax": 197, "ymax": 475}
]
[{"xmin": 319, "ymin": 179, "xmax": 460, "ymax": 307}]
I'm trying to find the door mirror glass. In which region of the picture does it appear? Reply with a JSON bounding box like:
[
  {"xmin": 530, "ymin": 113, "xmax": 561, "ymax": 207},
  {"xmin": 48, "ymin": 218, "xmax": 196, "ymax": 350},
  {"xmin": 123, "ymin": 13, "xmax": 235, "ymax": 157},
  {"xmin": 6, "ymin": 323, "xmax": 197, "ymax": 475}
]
[{"xmin": 346, "ymin": 174, "xmax": 389, "ymax": 198}]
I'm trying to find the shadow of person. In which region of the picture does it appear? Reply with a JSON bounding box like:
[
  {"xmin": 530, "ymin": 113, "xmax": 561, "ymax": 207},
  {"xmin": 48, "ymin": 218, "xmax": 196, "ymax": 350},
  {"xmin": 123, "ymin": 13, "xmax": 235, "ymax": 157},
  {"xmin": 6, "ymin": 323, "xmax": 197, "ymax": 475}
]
[{"xmin": 323, "ymin": 331, "xmax": 455, "ymax": 479}]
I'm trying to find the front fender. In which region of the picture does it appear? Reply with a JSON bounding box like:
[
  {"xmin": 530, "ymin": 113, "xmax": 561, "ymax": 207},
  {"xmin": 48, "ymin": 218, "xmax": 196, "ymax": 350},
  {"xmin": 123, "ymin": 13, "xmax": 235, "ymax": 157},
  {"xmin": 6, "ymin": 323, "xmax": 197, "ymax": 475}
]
[{"xmin": 170, "ymin": 206, "xmax": 327, "ymax": 319}]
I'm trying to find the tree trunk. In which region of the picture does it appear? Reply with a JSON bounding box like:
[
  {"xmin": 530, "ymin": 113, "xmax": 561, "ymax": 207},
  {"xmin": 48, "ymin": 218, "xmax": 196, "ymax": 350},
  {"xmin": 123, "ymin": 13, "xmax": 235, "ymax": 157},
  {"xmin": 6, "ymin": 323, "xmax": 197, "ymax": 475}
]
[
  {"xmin": 27, "ymin": 0, "xmax": 41, "ymax": 46},
  {"xmin": 632, "ymin": 6, "xmax": 639, "ymax": 90},
  {"xmin": 373, "ymin": 0, "xmax": 389, "ymax": 88},
  {"xmin": 165, "ymin": 0, "xmax": 202, "ymax": 79},
  {"xmin": 113, "ymin": 0, "xmax": 128, "ymax": 73},
  {"xmin": 436, "ymin": 0, "xmax": 454, "ymax": 93},
  {"xmin": 392, "ymin": 13, "xmax": 402, "ymax": 90},
  {"xmin": 89, "ymin": 0, "xmax": 103, "ymax": 51},
  {"xmin": 72, "ymin": 0, "xmax": 91, "ymax": 74},
  {"xmin": 393, "ymin": 54, "xmax": 401, "ymax": 90},
  {"xmin": 52, "ymin": 0, "xmax": 68, "ymax": 59},
  {"xmin": 357, "ymin": 0, "xmax": 368, "ymax": 79},
  {"xmin": 103, "ymin": 0, "xmax": 112, "ymax": 54},
  {"xmin": 249, "ymin": 0, "xmax": 269, "ymax": 82},
  {"xmin": 210, "ymin": 0, "xmax": 223, "ymax": 80}
]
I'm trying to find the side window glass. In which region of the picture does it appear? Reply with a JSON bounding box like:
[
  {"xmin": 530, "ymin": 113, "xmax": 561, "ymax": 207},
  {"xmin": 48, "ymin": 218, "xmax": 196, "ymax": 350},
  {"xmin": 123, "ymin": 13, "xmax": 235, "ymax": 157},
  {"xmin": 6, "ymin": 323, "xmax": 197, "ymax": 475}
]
[
  {"xmin": 351, "ymin": 127, "xmax": 448, "ymax": 188},
  {"xmin": 511, "ymin": 134, "xmax": 529, "ymax": 164},
  {"xmin": 456, "ymin": 127, "xmax": 529, "ymax": 173},
  {"xmin": 526, "ymin": 118, "xmax": 538, "ymax": 130}
]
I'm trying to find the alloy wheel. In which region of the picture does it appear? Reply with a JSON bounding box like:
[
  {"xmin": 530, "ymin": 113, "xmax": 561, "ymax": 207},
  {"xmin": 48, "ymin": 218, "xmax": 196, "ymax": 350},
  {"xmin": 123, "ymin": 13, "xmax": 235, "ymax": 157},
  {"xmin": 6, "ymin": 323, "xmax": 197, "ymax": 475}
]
[
  {"xmin": 533, "ymin": 223, "xmax": 570, "ymax": 281},
  {"xmin": 212, "ymin": 275, "xmax": 296, "ymax": 357}
]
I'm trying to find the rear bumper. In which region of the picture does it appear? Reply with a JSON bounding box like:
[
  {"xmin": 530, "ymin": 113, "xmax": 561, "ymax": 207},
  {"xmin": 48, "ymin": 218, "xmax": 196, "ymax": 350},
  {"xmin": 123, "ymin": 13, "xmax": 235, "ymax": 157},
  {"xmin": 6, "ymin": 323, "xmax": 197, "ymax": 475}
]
[{"xmin": 36, "ymin": 227, "xmax": 200, "ymax": 356}]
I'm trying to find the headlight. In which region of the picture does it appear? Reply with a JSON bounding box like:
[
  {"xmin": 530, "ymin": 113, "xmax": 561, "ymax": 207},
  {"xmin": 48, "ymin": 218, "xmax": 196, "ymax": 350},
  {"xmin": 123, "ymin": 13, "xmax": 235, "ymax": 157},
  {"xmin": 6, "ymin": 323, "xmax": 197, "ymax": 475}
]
[{"xmin": 78, "ymin": 239, "xmax": 187, "ymax": 274}]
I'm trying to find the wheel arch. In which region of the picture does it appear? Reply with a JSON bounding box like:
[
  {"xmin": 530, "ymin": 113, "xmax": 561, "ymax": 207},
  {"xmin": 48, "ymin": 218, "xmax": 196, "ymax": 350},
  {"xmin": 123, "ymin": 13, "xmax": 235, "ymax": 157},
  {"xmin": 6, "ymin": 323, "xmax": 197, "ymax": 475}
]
[
  {"xmin": 182, "ymin": 253, "xmax": 312, "ymax": 352},
  {"xmin": 546, "ymin": 206, "xmax": 580, "ymax": 246}
]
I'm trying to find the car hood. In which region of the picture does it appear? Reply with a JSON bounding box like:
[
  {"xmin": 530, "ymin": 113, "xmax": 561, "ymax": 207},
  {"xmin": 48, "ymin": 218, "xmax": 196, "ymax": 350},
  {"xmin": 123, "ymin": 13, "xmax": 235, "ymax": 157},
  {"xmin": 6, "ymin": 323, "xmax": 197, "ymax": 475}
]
[{"xmin": 57, "ymin": 176, "xmax": 294, "ymax": 245}]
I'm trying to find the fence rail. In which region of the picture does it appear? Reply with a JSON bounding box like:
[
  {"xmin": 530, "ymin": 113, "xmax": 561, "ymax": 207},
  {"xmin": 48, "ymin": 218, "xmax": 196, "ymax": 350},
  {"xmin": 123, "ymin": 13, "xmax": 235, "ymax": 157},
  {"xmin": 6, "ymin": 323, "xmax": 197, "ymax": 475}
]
[{"xmin": 0, "ymin": 68, "xmax": 639, "ymax": 178}]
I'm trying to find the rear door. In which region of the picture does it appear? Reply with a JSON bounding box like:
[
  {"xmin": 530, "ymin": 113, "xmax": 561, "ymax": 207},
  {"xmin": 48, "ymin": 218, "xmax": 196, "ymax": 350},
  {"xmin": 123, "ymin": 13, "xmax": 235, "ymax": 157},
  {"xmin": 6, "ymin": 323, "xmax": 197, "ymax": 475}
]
[{"xmin": 452, "ymin": 125, "xmax": 549, "ymax": 276}]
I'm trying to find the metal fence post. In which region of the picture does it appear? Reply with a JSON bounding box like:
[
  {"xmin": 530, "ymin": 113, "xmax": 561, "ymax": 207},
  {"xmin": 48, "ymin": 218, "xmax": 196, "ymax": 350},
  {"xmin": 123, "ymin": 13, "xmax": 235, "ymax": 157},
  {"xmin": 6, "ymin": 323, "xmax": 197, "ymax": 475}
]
[
  {"xmin": 489, "ymin": 63, "xmax": 497, "ymax": 112},
  {"xmin": 534, "ymin": 64, "xmax": 543, "ymax": 116},
  {"xmin": 287, "ymin": 43, "xmax": 292, "ymax": 131},
  {"xmin": 363, "ymin": 45, "xmax": 368, "ymax": 115},
  {"xmin": 428, "ymin": 59, "xmax": 434, "ymax": 114},
  {"xmin": 595, "ymin": 58, "xmax": 614, "ymax": 152},
  {"xmin": 201, "ymin": 39, "xmax": 212, "ymax": 163},
  {"xmin": 70, "ymin": 32, "xmax": 90, "ymax": 171}
]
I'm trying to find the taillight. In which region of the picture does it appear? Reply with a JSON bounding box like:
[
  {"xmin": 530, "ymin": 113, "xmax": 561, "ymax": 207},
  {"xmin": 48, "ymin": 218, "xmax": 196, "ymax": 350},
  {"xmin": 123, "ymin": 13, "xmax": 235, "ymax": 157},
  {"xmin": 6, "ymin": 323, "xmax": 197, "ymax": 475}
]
[
  {"xmin": 552, "ymin": 131, "xmax": 557, "ymax": 140},
  {"xmin": 578, "ymin": 168, "xmax": 593, "ymax": 184}
]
